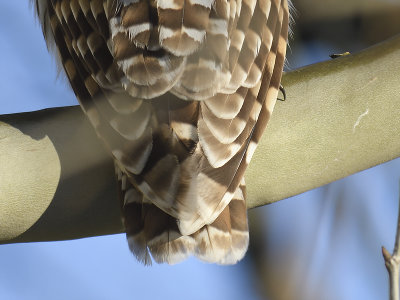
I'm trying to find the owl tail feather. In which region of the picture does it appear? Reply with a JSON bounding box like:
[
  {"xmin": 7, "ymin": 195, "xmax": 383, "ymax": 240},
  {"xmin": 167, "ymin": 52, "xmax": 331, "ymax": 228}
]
[
  {"xmin": 192, "ymin": 182, "xmax": 249, "ymax": 265},
  {"xmin": 116, "ymin": 165, "xmax": 249, "ymax": 265}
]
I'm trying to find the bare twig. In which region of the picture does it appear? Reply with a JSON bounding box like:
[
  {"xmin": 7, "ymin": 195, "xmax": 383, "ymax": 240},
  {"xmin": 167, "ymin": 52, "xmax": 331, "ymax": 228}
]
[{"xmin": 382, "ymin": 182, "xmax": 400, "ymax": 300}]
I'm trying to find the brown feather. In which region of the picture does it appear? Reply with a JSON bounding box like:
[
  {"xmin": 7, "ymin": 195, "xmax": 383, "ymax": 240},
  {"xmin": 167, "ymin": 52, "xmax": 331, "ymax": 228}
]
[{"xmin": 35, "ymin": 0, "xmax": 290, "ymax": 265}]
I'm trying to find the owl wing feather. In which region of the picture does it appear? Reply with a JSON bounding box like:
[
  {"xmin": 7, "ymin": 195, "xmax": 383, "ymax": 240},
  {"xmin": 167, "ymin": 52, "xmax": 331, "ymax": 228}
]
[{"xmin": 34, "ymin": 0, "xmax": 290, "ymax": 264}]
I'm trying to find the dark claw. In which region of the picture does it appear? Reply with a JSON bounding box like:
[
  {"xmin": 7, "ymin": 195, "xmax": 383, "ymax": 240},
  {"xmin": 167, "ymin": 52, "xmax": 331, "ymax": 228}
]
[
  {"xmin": 329, "ymin": 51, "xmax": 350, "ymax": 59},
  {"xmin": 278, "ymin": 84, "xmax": 286, "ymax": 101}
]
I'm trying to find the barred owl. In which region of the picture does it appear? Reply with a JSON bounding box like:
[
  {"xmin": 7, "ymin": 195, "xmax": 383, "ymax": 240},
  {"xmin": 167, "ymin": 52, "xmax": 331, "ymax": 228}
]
[{"xmin": 34, "ymin": 0, "xmax": 290, "ymax": 265}]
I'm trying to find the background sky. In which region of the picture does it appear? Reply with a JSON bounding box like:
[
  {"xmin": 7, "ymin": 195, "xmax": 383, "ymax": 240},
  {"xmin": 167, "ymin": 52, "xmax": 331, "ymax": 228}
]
[{"xmin": 1, "ymin": 2, "xmax": 400, "ymax": 300}]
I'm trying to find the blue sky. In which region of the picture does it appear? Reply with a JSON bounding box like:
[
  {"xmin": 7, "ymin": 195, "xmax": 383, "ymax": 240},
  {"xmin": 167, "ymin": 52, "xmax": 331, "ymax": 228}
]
[{"xmin": 1, "ymin": 2, "xmax": 400, "ymax": 300}]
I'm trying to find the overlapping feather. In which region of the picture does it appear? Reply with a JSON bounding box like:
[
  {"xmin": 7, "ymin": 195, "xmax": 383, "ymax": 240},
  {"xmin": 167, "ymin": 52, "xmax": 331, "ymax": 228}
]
[{"xmin": 34, "ymin": 0, "xmax": 290, "ymax": 265}]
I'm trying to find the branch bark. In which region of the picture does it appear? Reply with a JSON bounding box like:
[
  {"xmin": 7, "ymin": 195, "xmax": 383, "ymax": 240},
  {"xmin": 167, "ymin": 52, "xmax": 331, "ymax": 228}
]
[{"xmin": 1, "ymin": 35, "xmax": 400, "ymax": 244}]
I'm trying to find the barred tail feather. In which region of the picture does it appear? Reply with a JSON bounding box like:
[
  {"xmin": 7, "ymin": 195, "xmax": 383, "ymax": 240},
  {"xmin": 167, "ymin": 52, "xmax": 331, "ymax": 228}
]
[
  {"xmin": 119, "ymin": 164, "xmax": 248, "ymax": 265},
  {"xmin": 118, "ymin": 165, "xmax": 195, "ymax": 265},
  {"xmin": 194, "ymin": 182, "xmax": 248, "ymax": 264}
]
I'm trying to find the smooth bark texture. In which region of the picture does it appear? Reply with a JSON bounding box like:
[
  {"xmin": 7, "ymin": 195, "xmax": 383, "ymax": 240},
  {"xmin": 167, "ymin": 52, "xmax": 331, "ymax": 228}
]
[
  {"xmin": 1, "ymin": 35, "xmax": 399, "ymax": 244},
  {"xmin": 247, "ymin": 35, "xmax": 400, "ymax": 207}
]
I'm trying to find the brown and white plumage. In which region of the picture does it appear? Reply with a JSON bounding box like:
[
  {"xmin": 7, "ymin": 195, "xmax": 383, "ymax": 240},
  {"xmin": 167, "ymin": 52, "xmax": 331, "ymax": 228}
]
[{"xmin": 34, "ymin": 0, "xmax": 290, "ymax": 265}]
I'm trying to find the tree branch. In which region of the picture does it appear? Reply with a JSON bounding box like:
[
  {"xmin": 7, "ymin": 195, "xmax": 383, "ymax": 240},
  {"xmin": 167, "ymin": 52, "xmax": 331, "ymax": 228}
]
[
  {"xmin": 382, "ymin": 182, "xmax": 400, "ymax": 300},
  {"xmin": 1, "ymin": 35, "xmax": 400, "ymax": 244}
]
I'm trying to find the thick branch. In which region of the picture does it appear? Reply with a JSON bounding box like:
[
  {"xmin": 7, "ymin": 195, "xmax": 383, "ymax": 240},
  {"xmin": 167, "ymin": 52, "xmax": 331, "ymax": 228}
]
[{"xmin": 1, "ymin": 35, "xmax": 400, "ymax": 244}]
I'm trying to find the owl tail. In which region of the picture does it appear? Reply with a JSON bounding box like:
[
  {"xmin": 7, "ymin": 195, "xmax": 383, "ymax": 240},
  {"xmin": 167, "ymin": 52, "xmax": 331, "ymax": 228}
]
[
  {"xmin": 116, "ymin": 165, "xmax": 249, "ymax": 265},
  {"xmin": 191, "ymin": 182, "xmax": 249, "ymax": 265}
]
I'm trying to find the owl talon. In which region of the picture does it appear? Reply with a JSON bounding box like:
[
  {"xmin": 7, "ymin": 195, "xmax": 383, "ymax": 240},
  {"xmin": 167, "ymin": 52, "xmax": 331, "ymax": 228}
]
[
  {"xmin": 278, "ymin": 84, "xmax": 286, "ymax": 101},
  {"xmin": 329, "ymin": 51, "xmax": 351, "ymax": 59}
]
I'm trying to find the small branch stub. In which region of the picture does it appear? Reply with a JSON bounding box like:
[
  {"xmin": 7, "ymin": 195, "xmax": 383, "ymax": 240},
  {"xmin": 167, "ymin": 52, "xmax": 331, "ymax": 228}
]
[{"xmin": 382, "ymin": 182, "xmax": 400, "ymax": 300}]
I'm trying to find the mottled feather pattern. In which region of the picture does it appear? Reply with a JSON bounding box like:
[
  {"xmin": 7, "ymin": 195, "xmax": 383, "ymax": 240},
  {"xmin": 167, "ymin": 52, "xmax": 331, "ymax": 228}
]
[{"xmin": 34, "ymin": 0, "xmax": 290, "ymax": 265}]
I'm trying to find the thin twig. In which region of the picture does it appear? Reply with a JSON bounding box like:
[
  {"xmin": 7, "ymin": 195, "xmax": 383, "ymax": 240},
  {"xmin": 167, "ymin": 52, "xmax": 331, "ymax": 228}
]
[{"xmin": 382, "ymin": 182, "xmax": 400, "ymax": 300}]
